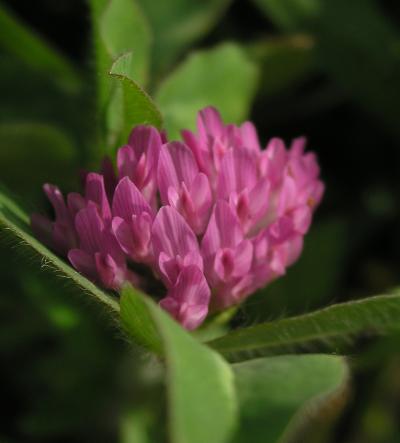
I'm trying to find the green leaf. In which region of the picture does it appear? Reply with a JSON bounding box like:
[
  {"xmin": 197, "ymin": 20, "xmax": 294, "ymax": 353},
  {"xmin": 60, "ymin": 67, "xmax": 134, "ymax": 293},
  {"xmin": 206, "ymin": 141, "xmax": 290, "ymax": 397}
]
[
  {"xmin": 0, "ymin": 188, "xmax": 119, "ymax": 313},
  {"xmin": 156, "ymin": 43, "xmax": 259, "ymax": 138},
  {"xmin": 99, "ymin": 0, "xmax": 151, "ymax": 87},
  {"xmin": 137, "ymin": 0, "xmax": 231, "ymax": 74},
  {"xmin": 0, "ymin": 2, "xmax": 81, "ymax": 92},
  {"xmin": 110, "ymin": 53, "xmax": 163, "ymax": 143},
  {"xmin": 88, "ymin": 0, "xmax": 154, "ymax": 153},
  {"xmin": 0, "ymin": 122, "xmax": 78, "ymax": 204},
  {"xmin": 232, "ymin": 354, "xmax": 348, "ymax": 443},
  {"xmin": 120, "ymin": 286, "xmax": 237, "ymax": 443},
  {"xmin": 208, "ymin": 291, "xmax": 400, "ymax": 362},
  {"xmin": 120, "ymin": 285, "xmax": 163, "ymax": 354}
]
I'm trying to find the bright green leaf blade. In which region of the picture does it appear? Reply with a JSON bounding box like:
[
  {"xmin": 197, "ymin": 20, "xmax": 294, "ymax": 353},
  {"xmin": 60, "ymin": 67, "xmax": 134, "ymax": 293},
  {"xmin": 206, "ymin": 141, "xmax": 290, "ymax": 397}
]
[
  {"xmin": 88, "ymin": 0, "xmax": 154, "ymax": 154},
  {"xmin": 0, "ymin": 188, "xmax": 119, "ymax": 312},
  {"xmin": 110, "ymin": 53, "xmax": 163, "ymax": 142},
  {"xmin": 0, "ymin": 122, "xmax": 78, "ymax": 204},
  {"xmin": 232, "ymin": 354, "xmax": 348, "ymax": 443},
  {"xmin": 100, "ymin": 0, "xmax": 151, "ymax": 87},
  {"xmin": 89, "ymin": 0, "xmax": 151, "ymax": 102},
  {"xmin": 0, "ymin": 2, "xmax": 81, "ymax": 92},
  {"xmin": 156, "ymin": 43, "xmax": 259, "ymax": 139},
  {"xmin": 120, "ymin": 285, "xmax": 163, "ymax": 354},
  {"xmin": 120, "ymin": 286, "xmax": 237, "ymax": 443},
  {"xmin": 137, "ymin": 0, "xmax": 231, "ymax": 74},
  {"xmin": 208, "ymin": 292, "xmax": 400, "ymax": 362}
]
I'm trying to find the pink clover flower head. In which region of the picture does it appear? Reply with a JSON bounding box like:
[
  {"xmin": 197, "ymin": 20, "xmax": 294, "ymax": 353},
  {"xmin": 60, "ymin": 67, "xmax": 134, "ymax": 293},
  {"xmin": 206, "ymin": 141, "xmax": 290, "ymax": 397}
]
[
  {"xmin": 31, "ymin": 106, "xmax": 324, "ymax": 330},
  {"xmin": 111, "ymin": 176, "xmax": 155, "ymax": 265},
  {"xmin": 31, "ymin": 183, "xmax": 80, "ymax": 255},
  {"xmin": 117, "ymin": 125, "xmax": 162, "ymax": 206},
  {"xmin": 68, "ymin": 202, "xmax": 138, "ymax": 290},
  {"xmin": 151, "ymin": 206, "xmax": 203, "ymax": 287},
  {"xmin": 158, "ymin": 141, "xmax": 212, "ymax": 234}
]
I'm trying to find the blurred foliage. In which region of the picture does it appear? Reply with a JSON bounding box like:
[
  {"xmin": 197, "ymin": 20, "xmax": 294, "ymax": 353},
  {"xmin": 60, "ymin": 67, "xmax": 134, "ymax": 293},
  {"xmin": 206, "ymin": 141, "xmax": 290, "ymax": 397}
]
[
  {"xmin": 1, "ymin": 0, "xmax": 400, "ymax": 442},
  {"xmin": 156, "ymin": 42, "xmax": 259, "ymax": 138}
]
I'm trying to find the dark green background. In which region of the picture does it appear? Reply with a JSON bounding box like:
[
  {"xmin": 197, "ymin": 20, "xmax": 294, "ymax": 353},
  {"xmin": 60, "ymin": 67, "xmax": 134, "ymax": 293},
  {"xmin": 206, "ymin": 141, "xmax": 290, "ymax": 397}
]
[{"xmin": 1, "ymin": 0, "xmax": 400, "ymax": 442}]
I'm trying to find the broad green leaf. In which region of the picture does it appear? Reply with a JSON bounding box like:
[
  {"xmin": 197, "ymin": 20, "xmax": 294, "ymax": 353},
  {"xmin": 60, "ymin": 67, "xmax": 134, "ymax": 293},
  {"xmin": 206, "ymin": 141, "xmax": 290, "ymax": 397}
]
[
  {"xmin": 0, "ymin": 188, "xmax": 119, "ymax": 313},
  {"xmin": 0, "ymin": 122, "xmax": 78, "ymax": 204},
  {"xmin": 137, "ymin": 0, "xmax": 231, "ymax": 74},
  {"xmin": 156, "ymin": 43, "xmax": 259, "ymax": 138},
  {"xmin": 0, "ymin": 2, "xmax": 81, "ymax": 92},
  {"xmin": 232, "ymin": 354, "xmax": 348, "ymax": 443},
  {"xmin": 120, "ymin": 286, "xmax": 237, "ymax": 443},
  {"xmin": 120, "ymin": 285, "xmax": 162, "ymax": 354},
  {"xmin": 88, "ymin": 0, "xmax": 153, "ymax": 153},
  {"xmin": 100, "ymin": 0, "xmax": 151, "ymax": 87},
  {"xmin": 110, "ymin": 53, "xmax": 163, "ymax": 143},
  {"xmin": 208, "ymin": 291, "xmax": 400, "ymax": 362}
]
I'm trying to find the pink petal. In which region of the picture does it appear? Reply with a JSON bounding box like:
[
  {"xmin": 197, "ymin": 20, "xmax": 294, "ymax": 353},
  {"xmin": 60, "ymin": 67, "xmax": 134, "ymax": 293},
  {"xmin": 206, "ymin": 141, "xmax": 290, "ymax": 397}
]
[
  {"xmin": 217, "ymin": 149, "xmax": 258, "ymax": 199},
  {"xmin": 67, "ymin": 192, "xmax": 86, "ymax": 217},
  {"xmin": 95, "ymin": 252, "xmax": 125, "ymax": 290},
  {"xmin": 233, "ymin": 240, "xmax": 253, "ymax": 278},
  {"xmin": 202, "ymin": 200, "xmax": 242, "ymax": 259},
  {"xmin": 128, "ymin": 125, "xmax": 161, "ymax": 168},
  {"xmin": 240, "ymin": 121, "xmax": 261, "ymax": 152},
  {"xmin": 112, "ymin": 176, "xmax": 154, "ymax": 221},
  {"xmin": 152, "ymin": 206, "xmax": 199, "ymax": 261},
  {"xmin": 43, "ymin": 184, "xmax": 69, "ymax": 220},
  {"xmin": 292, "ymin": 206, "xmax": 312, "ymax": 234},
  {"xmin": 158, "ymin": 141, "xmax": 199, "ymax": 205},
  {"xmin": 160, "ymin": 265, "xmax": 210, "ymax": 330},
  {"xmin": 112, "ymin": 213, "xmax": 153, "ymax": 263},
  {"xmin": 214, "ymin": 248, "xmax": 235, "ymax": 282},
  {"xmin": 117, "ymin": 145, "xmax": 136, "ymax": 179},
  {"xmin": 85, "ymin": 173, "xmax": 111, "ymax": 222},
  {"xmin": 197, "ymin": 106, "xmax": 225, "ymax": 140},
  {"xmin": 68, "ymin": 249, "xmax": 97, "ymax": 281},
  {"xmin": 277, "ymin": 175, "xmax": 298, "ymax": 215},
  {"xmin": 269, "ymin": 216, "xmax": 294, "ymax": 243},
  {"xmin": 112, "ymin": 216, "xmax": 134, "ymax": 256},
  {"xmin": 180, "ymin": 304, "xmax": 209, "ymax": 330},
  {"xmin": 260, "ymin": 138, "xmax": 288, "ymax": 183},
  {"xmin": 189, "ymin": 173, "xmax": 212, "ymax": 215},
  {"xmin": 181, "ymin": 129, "xmax": 212, "ymax": 177},
  {"xmin": 74, "ymin": 203, "xmax": 104, "ymax": 254},
  {"xmin": 286, "ymin": 235, "xmax": 304, "ymax": 267},
  {"xmin": 290, "ymin": 136, "xmax": 306, "ymax": 156}
]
